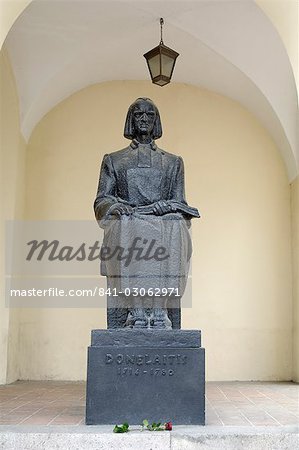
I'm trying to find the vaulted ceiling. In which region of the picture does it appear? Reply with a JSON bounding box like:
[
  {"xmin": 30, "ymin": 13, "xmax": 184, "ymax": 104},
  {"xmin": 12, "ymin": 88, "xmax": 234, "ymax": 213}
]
[{"xmin": 4, "ymin": 0, "xmax": 298, "ymax": 180}]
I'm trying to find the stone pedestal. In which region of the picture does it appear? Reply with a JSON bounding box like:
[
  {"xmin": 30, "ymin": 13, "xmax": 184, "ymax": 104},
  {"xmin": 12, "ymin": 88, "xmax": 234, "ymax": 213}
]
[{"xmin": 86, "ymin": 329, "xmax": 205, "ymax": 425}]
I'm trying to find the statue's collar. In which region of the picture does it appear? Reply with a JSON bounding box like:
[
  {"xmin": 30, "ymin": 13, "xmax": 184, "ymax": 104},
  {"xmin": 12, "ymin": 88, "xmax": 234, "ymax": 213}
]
[{"xmin": 130, "ymin": 139, "xmax": 157, "ymax": 151}]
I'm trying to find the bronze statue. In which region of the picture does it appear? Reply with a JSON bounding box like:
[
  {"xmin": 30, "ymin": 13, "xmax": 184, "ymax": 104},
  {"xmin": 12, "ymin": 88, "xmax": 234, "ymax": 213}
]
[{"xmin": 94, "ymin": 98, "xmax": 199, "ymax": 329}]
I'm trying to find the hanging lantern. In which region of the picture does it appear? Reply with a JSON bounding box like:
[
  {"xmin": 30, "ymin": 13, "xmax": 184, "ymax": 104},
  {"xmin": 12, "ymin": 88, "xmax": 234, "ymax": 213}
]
[{"xmin": 144, "ymin": 18, "xmax": 179, "ymax": 87}]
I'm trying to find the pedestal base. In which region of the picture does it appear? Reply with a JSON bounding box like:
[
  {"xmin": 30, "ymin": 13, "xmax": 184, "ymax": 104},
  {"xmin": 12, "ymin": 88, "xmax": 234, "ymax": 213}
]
[{"xmin": 86, "ymin": 329, "xmax": 205, "ymax": 425}]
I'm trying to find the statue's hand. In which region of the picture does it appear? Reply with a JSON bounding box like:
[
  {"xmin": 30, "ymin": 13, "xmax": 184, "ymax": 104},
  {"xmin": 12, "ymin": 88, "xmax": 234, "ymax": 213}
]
[
  {"xmin": 153, "ymin": 200, "xmax": 176, "ymax": 216},
  {"xmin": 110, "ymin": 203, "xmax": 133, "ymax": 216}
]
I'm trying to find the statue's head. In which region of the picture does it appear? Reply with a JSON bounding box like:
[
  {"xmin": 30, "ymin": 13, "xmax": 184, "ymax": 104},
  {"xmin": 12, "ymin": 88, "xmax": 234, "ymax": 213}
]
[{"xmin": 124, "ymin": 98, "xmax": 162, "ymax": 141}]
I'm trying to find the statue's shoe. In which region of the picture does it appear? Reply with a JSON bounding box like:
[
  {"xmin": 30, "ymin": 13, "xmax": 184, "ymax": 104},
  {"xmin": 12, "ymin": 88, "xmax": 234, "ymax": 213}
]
[
  {"xmin": 133, "ymin": 317, "xmax": 149, "ymax": 329},
  {"xmin": 151, "ymin": 320, "xmax": 172, "ymax": 330},
  {"xmin": 150, "ymin": 309, "xmax": 172, "ymax": 329},
  {"xmin": 124, "ymin": 309, "xmax": 148, "ymax": 329},
  {"xmin": 124, "ymin": 311, "xmax": 134, "ymax": 328}
]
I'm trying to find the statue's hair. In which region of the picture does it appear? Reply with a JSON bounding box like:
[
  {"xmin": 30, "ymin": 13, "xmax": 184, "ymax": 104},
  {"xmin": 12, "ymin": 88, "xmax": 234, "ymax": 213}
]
[{"xmin": 124, "ymin": 97, "xmax": 162, "ymax": 140}]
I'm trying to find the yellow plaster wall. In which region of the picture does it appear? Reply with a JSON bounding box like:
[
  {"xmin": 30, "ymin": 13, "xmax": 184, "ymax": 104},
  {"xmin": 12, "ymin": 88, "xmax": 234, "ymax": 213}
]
[
  {"xmin": 291, "ymin": 176, "xmax": 299, "ymax": 381},
  {"xmin": 0, "ymin": 48, "xmax": 26, "ymax": 383},
  {"xmin": 0, "ymin": 0, "xmax": 299, "ymax": 383},
  {"xmin": 21, "ymin": 81, "xmax": 293, "ymax": 381}
]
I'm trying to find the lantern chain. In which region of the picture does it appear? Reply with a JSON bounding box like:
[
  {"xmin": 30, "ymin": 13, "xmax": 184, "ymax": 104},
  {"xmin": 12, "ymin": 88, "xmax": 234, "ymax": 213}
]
[{"xmin": 160, "ymin": 18, "xmax": 164, "ymax": 44}]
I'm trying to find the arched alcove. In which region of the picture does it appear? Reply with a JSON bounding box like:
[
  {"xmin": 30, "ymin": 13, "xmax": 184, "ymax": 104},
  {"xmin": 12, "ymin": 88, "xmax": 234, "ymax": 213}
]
[
  {"xmin": 0, "ymin": 0, "xmax": 298, "ymax": 384},
  {"xmin": 12, "ymin": 80, "xmax": 291, "ymax": 381}
]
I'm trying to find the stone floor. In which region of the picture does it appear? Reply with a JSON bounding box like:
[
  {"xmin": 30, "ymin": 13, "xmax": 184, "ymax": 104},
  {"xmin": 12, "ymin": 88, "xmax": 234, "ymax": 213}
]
[{"xmin": 0, "ymin": 380, "xmax": 298, "ymax": 427}]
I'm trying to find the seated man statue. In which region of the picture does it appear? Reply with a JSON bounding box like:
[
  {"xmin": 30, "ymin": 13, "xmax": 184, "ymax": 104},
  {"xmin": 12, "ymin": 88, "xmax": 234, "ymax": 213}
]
[{"xmin": 94, "ymin": 97, "xmax": 199, "ymax": 329}]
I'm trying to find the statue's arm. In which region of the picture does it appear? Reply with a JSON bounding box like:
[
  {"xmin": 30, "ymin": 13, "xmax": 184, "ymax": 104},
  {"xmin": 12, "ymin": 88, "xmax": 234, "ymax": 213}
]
[
  {"xmin": 169, "ymin": 156, "xmax": 187, "ymax": 204},
  {"xmin": 94, "ymin": 154, "xmax": 118, "ymax": 223},
  {"xmin": 168, "ymin": 156, "xmax": 200, "ymax": 219},
  {"xmin": 94, "ymin": 154, "xmax": 133, "ymax": 226}
]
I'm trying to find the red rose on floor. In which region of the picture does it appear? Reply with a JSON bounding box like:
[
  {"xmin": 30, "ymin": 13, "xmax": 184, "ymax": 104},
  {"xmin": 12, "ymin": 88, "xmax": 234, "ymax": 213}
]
[{"xmin": 165, "ymin": 421, "xmax": 172, "ymax": 431}]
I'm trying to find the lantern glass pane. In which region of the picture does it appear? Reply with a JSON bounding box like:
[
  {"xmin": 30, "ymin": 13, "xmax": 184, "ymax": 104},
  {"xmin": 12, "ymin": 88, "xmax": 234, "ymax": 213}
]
[
  {"xmin": 161, "ymin": 54, "xmax": 175, "ymax": 78},
  {"xmin": 148, "ymin": 54, "xmax": 161, "ymax": 78},
  {"xmin": 155, "ymin": 79, "xmax": 169, "ymax": 86}
]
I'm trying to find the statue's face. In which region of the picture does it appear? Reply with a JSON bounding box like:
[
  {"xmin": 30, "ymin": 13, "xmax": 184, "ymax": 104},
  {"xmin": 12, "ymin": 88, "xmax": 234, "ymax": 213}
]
[{"xmin": 132, "ymin": 100, "xmax": 156, "ymax": 138}]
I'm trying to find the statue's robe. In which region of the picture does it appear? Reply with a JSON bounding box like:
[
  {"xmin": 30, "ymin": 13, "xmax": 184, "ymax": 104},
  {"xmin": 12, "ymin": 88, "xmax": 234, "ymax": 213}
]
[{"xmin": 94, "ymin": 140, "xmax": 196, "ymax": 328}]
